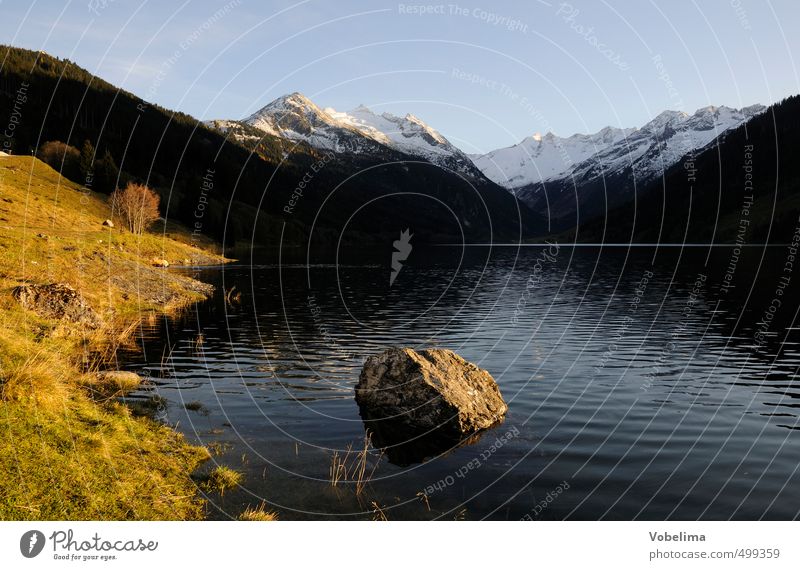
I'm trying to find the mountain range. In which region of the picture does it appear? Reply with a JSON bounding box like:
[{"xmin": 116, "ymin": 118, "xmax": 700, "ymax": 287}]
[
  {"xmin": 473, "ymin": 105, "xmax": 763, "ymax": 191},
  {"xmin": 486, "ymin": 104, "xmax": 765, "ymax": 225},
  {"xmin": 576, "ymin": 95, "xmax": 800, "ymax": 245},
  {"xmin": 1, "ymin": 44, "xmax": 797, "ymax": 249},
  {"xmin": 211, "ymin": 94, "xmax": 765, "ymax": 229}
]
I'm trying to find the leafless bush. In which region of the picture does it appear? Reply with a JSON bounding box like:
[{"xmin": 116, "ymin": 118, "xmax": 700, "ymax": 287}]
[{"xmin": 111, "ymin": 182, "xmax": 160, "ymax": 235}]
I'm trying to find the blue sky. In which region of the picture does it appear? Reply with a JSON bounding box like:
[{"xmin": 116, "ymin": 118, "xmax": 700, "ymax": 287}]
[{"xmin": 3, "ymin": 0, "xmax": 799, "ymax": 152}]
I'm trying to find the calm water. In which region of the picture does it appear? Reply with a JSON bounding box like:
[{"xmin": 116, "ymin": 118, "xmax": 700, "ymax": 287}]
[{"xmin": 122, "ymin": 246, "xmax": 800, "ymax": 520}]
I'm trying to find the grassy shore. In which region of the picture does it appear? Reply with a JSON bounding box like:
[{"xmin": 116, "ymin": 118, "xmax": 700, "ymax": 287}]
[{"xmin": 0, "ymin": 155, "xmax": 229, "ymax": 519}]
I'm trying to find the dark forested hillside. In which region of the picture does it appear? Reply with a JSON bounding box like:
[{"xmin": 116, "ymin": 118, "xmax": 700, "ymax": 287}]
[
  {"xmin": 574, "ymin": 95, "xmax": 800, "ymax": 244},
  {"xmin": 0, "ymin": 45, "xmax": 544, "ymax": 248}
]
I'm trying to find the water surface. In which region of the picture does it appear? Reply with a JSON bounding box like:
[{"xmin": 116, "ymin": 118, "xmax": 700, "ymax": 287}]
[{"xmin": 123, "ymin": 246, "xmax": 800, "ymax": 520}]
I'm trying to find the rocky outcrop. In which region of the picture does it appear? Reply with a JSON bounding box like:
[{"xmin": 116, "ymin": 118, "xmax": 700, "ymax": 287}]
[
  {"xmin": 108, "ymin": 256, "xmax": 213, "ymax": 307},
  {"xmin": 356, "ymin": 347, "xmax": 507, "ymax": 463},
  {"xmin": 12, "ymin": 283, "xmax": 101, "ymax": 328}
]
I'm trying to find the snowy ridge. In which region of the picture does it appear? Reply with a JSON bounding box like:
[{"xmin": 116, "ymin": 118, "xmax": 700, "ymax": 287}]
[
  {"xmin": 241, "ymin": 92, "xmax": 386, "ymax": 155},
  {"xmin": 326, "ymin": 105, "xmax": 477, "ymax": 174},
  {"xmin": 211, "ymin": 92, "xmax": 482, "ymax": 177},
  {"xmin": 208, "ymin": 94, "xmax": 766, "ymax": 201},
  {"xmin": 471, "ymin": 126, "xmax": 635, "ymax": 189},
  {"xmin": 473, "ymin": 104, "xmax": 766, "ymax": 191},
  {"xmin": 204, "ymin": 119, "xmax": 264, "ymax": 143}
]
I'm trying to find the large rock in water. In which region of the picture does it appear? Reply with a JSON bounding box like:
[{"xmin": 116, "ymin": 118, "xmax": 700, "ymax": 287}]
[{"xmin": 356, "ymin": 347, "xmax": 507, "ymax": 462}]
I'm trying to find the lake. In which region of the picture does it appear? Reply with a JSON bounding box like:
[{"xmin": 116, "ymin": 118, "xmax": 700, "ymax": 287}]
[{"xmin": 122, "ymin": 245, "xmax": 800, "ymax": 520}]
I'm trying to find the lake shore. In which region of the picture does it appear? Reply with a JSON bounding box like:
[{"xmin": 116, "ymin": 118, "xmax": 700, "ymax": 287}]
[{"xmin": 0, "ymin": 155, "xmax": 229, "ymax": 520}]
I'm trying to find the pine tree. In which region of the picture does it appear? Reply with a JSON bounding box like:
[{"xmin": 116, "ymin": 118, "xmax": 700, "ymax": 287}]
[
  {"xmin": 94, "ymin": 149, "xmax": 119, "ymax": 193},
  {"xmin": 79, "ymin": 139, "xmax": 95, "ymax": 184}
]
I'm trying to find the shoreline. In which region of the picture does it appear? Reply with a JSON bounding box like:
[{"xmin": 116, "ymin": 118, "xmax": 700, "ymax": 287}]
[{"xmin": 0, "ymin": 155, "xmax": 232, "ymax": 520}]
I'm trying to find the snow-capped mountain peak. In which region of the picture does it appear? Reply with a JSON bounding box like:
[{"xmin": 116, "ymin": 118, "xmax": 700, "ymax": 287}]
[
  {"xmin": 472, "ymin": 125, "xmax": 635, "ymax": 189},
  {"xmin": 641, "ymin": 109, "xmax": 689, "ymax": 133},
  {"xmin": 261, "ymin": 91, "xmax": 315, "ymax": 111},
  {"xmin": 242, "ymin": 92, "xmax": 339, "ymax": 139},
  {"xmin": 235, "ymin": 94, "xmax": 482, "ymax": 177}
]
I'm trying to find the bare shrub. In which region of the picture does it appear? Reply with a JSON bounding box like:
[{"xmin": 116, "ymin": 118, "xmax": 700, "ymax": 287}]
[{"xmin": 111, "ymin": 182, "xmax": 160, "ymax": 235}]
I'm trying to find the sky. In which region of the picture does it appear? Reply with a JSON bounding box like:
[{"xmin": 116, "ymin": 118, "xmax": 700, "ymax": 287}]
[{"xmin": 2, "ymin": 0, "xmax": 799, "ymax": 153}]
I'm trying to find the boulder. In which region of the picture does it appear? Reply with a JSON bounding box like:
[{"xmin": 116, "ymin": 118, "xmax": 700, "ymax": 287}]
[
  {"xmin": 356, "ymin": 347, "xmax": 507, "ymax": 462},
  {"xmin": 96, "ymin": 370, "xmax": 141, "ymax": 387},
  {"xmin": 102, "ymin": 219, "xmax": 114, "ymax": 228},
  {"xmin": 12, "ymin": 283, "xmax": 101, "ymax": 328},
  {"xmin": 91, "ymin": 371, "xmax": 142, "ymax": 397}
]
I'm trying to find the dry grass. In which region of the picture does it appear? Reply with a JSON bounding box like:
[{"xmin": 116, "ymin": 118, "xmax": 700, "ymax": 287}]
[
  {"xmin": 225, "ymin": 285, "xmax": 241, "ymax": 305},
  {"xmin": 353, "ymin": 433, "xmax": 381, "ymax": 496},
  {"xmin": 327, "ymin": 432, "xmax": 383, "ymax": 496},
  {"xmin": 0, "ymin": 156, "xmax": 228, "ymax": 520},
  {"xmin": 416, "ymin": 491, "xmax": 431, "ymax": 511},
  {"xmin": 239, "ymin": 502, "xmax": 278, "ymax": 521},
  {"xmin": 184, "ymin": 400, "xmax": 208, "ymax": 414},
  {"xmin": 202, "ymin": 465, "xmax": 243, "ymax": 495},
  {"xmin": 0, "ymin": 393, "xmax": 211, "ymax": 519},
  {"xmin": 0, "ymin": 156, "xmax": 224, "ymax": 319},
  {"xmin": 0, "ymin": 329, "xmax": 70, "ymax": 406},
  {"xmin": 370, "ymin": 501, "xmax": 388, "ymax": 521},
  {"xmin": 328, "ymin": 445, "xmax": 353, "ymax": 488}
]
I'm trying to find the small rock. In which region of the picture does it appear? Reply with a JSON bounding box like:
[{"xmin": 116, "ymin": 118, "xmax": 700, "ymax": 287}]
[
  {"xmin": 96, "ymin": 370, "xmax": 141, "ymax": 384},
  {"xmin": 151, "ymin": 258, "xmax": 169, "ymax": 268},
  {"xmin": 94, "ymin": 371, "xmax": 142, "ymax": 396},
  {"xmin": 102, "ymin": 219, "xmax": 114, "ymax": 228}
]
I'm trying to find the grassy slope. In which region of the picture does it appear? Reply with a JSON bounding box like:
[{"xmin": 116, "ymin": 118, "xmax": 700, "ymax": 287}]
[{"xmin": 0, "ymin": 155, "xmax": 226, "ymax": 519}]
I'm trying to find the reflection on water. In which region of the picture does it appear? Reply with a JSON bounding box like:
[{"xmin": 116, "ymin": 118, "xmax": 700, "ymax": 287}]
[{"xmin": 122, "ymin": 246, "xmax": 800, "ymax": 520}]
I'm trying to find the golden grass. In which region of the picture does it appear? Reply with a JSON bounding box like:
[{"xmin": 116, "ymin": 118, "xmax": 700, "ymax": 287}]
[
  {"xmin": 238, "ymin": 502, "xmax": 278, "ymax": 521},
  {"xmin": 328, "ymin": 445, "xmax": 352, "ymax": 488},
  {"xmin": 0, "ymin": 396, "xmax": 211, "ymax": 520},
  {"xmin": 327, "ymin": 432, "xmax": 383, "ymax": 496},
  {"xmin": 370, "ymin": 501, "xmax": 388, "ymax": 521},
  {"xmin": 0, "ymin": 156, "xmax": 228, "ymax": 520},
  {"xmin": 202, "ymin": 466, "xmax": 243, "ymax": 495},
  {"xmin": 0, "ymin": 156, "xmax": 224, "ymax": 318}
]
